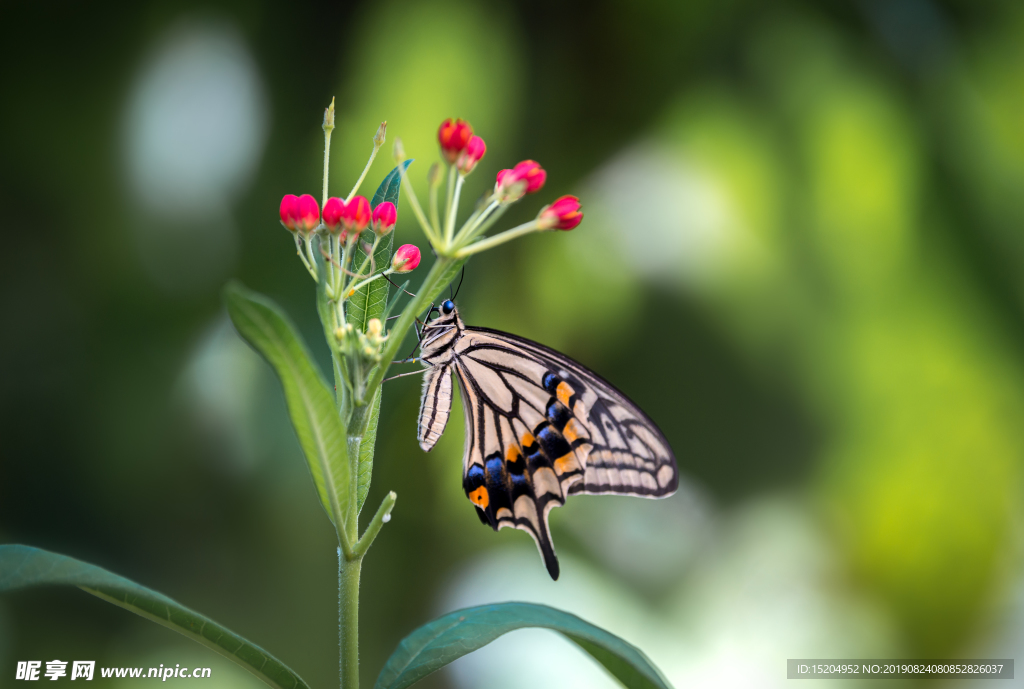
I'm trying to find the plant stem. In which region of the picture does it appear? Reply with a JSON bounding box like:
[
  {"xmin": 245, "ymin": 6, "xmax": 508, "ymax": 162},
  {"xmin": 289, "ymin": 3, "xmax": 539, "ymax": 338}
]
[
  {"xmin": 348, "ymin": 147, "xmax": 380, "ymax": 203},
  {"xmin": 339, "ymin": 549, "xmax": 361, "ymax": 689},
  {"xmin": 429, "ymin": 174, "xmax": 441, "ymax": 238},
  {"xmin": 322, "ymin": 99, "xmax": 335, "ymax": 208},
  {"xmin": 353, "ymin": 492, "xmax": 396, "ymax": 558},
  {"xmin": 455, "ymin": 219, "xmax": 539, "ymax": 257},
  {"xmin": 445, "ymin": 172, "xmax": 464, "ymax": 245},
  {"xmin": 443, "ymin": 164, "xmax": 456, "ymax": 243}
]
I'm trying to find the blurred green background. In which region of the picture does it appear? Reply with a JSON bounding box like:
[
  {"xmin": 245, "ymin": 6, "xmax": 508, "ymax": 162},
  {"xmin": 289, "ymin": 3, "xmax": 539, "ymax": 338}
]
[{"xmin": 3, "ymin": 0, "xmax": 1024, "ymax": 686}]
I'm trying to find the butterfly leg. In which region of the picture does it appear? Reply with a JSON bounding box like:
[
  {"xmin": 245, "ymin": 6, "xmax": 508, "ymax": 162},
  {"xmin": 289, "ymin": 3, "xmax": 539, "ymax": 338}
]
[{"xmin": 382, "ymin": 368, "xmax": 429, "ymax": 383}]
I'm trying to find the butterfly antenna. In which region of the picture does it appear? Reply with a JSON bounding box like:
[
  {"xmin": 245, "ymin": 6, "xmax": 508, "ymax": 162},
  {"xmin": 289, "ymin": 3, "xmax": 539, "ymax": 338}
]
[{"xmin": 452, "ymin": 266, "xmax": 466, "ymax": 300}]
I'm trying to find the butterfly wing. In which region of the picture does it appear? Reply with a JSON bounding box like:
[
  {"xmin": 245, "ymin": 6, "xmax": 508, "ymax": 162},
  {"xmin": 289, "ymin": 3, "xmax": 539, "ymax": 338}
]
[{"xmin": 451, "ymin": 326, "xmax": 678, "ymax": 579}]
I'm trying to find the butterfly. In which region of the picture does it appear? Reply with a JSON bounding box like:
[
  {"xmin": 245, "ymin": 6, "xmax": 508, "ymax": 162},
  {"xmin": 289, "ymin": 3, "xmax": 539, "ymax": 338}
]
[{"xmin": 412, "ymin": 299, "xmax": 678, "ymax": 580}]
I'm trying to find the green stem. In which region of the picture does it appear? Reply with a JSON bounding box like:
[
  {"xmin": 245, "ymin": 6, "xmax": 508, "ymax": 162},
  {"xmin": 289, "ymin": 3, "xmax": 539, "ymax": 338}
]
[
  {"xmin": 346, "ymin": 269, "xmax": 392, "ymax": 297},
  {"xmin": 429, "ymin": 174, "xmax": 441, "ymax": 238},
  {"xmin": 458, "ymin": 202, "xmax": 508, "ymax": 247},
  {"xmin": 347, "ymin": 145, "xmax": 381, "ymax": 203},
  {"xmin": 339, "ymin": 549, "xmax": 361, "ymax": 689},
  {"xmin": 445, "ymin": 171, "xmax": 464, "ymax": 245},
  {"xmin": 455, "ymin": 219, "xmax": 539, "ymax": 257},
  {"xmin": 443, "ymin": 164, "xmax": 456, "ymax": 243},
  {"xmin": 396, "ymin": 160, "xmax": 438, "ymax": 245},
  {"xmin": 294, "ymin": 234, "xmax": 318, "ymax": 281},
  {"xmin": 353, "ymin": 492, "xmax": 396, "ymax": 558}
]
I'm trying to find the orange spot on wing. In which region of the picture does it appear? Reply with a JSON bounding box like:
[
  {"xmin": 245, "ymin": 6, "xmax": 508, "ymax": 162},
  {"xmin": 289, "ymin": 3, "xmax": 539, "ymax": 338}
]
[
  {"xmin": 556, "ymin": 381, "xmax": 574, "ymax": 407},
  {"xmin": 521, "ymin": 432, "xmax": 535, "ymax": 448},
  {"xmin": 563, "ymin": 418, "xmax": 582, "ymax": 443},
  {"xmin": 554, "ymin": 453, "xmax": 579, "ymax": 475},
  {"xmin": 506, "ymin": 445, "xmax": 521, "ymax": 463},
  {"xmin": 468, "ymin": 486, "xmax": 489, "ymax": 508}
]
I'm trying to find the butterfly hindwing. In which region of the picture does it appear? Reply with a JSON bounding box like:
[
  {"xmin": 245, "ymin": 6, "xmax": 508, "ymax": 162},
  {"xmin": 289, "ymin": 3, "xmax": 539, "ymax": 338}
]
[{"xmin": 447, "ymin": 326, "xmax": 678, "ymax": 579}]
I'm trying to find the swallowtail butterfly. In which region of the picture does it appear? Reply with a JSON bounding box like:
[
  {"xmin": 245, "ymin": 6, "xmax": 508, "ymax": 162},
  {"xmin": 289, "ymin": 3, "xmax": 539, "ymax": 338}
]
[{"xmin": 414, "ymin": 299, "xmax": 678, "ymax": 579}]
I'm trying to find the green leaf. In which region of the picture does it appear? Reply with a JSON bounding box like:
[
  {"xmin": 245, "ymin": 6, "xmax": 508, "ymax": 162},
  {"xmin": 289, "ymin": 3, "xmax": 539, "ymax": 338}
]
[
  {"xmin": 374, "ymin": 602, "xmax": 673, "ymax": 689},
  {"xmin": 347, "ymin": 160, "xmax": 413, "ymax": 513},
  {"xmin": 224, "ymin": 281, "xmax": 349, "ymax": 526},
  {"xmin": 356, "ymin": 386, "xmax": 381, "ymax": 513},
  {"xmin": 0, "ymin": 545, "xmax": 309, "ymax": 689},
  {"xmin": 348, "ymin": 160, "xmax": 413, "ymax": 334}
]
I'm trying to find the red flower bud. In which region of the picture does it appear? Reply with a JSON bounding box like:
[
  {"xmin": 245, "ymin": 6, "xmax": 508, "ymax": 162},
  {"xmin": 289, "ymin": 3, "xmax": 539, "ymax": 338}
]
[
  {"xmin": 538, "ymin": 195, "xmax": 583, "ymax": 230},
  {"xmin": 322, "ymin": 197, "xmax": 345, "ymax": 234},
  {"xmin": 296, "ymin": 194, "xmax": 321, "ymax": 233},
  {"xmin": 456, "ymin": 135, "xmax": 486, "ymax": 175},
  {"xmin": 438, "ymin": 118, "xmax": 473, "ymax": 164},
  {"xmin": 279, "ymin": 194, "xmax": 300, "ymax": 231},
  {"xmin": 494, "ymin": 160, "xmax": 546, "ymax": 203},
  {"xmin": 372, "ymin": 201, "xmax": 397, "ymax": 236},
  {"xmin": 344, "ymin": 195, "xmax": 371, "ymax": 233},
  {"xmin": 392, "ymin": 244, "xmax": 421, "ymax": 273}
]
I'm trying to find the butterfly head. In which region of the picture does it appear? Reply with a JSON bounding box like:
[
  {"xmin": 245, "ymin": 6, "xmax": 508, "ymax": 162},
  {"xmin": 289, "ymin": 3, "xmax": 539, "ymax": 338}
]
[{"xmin": 428, "ymin": 299, "xmax": 460, "ymax": 325}]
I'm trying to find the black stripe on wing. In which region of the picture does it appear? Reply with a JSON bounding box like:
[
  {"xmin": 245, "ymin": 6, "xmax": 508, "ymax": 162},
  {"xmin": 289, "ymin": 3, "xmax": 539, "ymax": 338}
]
[{"xmin": 463, "ymin": 328, "xmax": 678, "ymax": 497}]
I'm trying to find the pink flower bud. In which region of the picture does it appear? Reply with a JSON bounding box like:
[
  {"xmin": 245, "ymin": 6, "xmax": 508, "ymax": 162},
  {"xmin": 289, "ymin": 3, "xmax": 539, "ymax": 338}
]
[
  {"xmin": 372, "ymin": 201, "xmax": 397, "ymax": 236},
  {"xmin": 538, "ymin": 195, "xmax": 583, "ymax": 230},
  {"xmin": 392, "ymin": 244, "xmax": 421, "ymax": 273},
  {"xmin": 279, "ymin": 194, "xmax": 300, "ymax": 231},
  {"xmin": 296, "ymin": 194, "xmax": 321, "ymax": 233},
  {"xmin": 438, "ymin": 118, "xmax": 473, "ymax": 164},
  {"xmin": 456, "ymin": 135, "xmax": 486, "ymax": 175},
  {"xmin": 494, "ymin": 160, "xmax": 546, "ymax": 203},
  {"xmin": 344, "ymin": 195, "xmax": 371, "ymax": 233},
  {"xmin": 322, "ymin": 197, "xmax": 346, "ymax": 234}
]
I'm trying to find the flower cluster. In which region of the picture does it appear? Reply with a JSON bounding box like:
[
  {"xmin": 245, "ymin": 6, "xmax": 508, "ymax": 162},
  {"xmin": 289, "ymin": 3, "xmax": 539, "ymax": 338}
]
[
  {"xmin": 274, "ymin": 100, "xmax": 424, "ymax": 403},
  {"xmin": 272, "ymin": 104, "xmax": 582, "ymax": 401},
  {"xmin": 391, "ymin": 117, "xmax": 583, "ymax": 258}
]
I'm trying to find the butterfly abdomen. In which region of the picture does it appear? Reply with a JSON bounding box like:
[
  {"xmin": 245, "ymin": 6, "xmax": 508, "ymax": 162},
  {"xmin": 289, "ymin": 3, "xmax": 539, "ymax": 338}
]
[{"xmin": 418, "ymin": 364, "xmax": 453, "ymax": 451}]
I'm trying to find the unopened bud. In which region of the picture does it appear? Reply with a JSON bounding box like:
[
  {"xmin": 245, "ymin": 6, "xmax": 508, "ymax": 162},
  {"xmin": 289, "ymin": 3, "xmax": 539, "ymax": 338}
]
[
  {"xmin": 456, "ymin": 135, "xmax": 486, "ymax": 175},
  {"xmin": 374, "ymin": 121, "xmax": 387, "ymax": 148},
  {"xmin": 367, "ymin": 318, "xmax": 383, "ymax": 338},
  {"xmin": 323, "ymin": 197, "xmax": 346, "ymax": 235},
  {"xmin": 323, "ymin": 97, "xmax": 336, "ymax": 132},
  {"xmin": 494, "ymin": 160, "xmax": 546, "ymax": 204},
  {"xmin": 392, "ymin": 244, "xmax": 421, "ymax": 273},
  {"xmin": 437, "ymin": 118, "xmax": 473, "ymax": 164},
  {"xmin": 393, "ymin": 137, "xmax": 406, "ymax": 163},
  {"xmin": 427, "ymin": 162, "xmax": 442, "ymax": 188},
  {"xmin": 537, "ymin": 195, "xmax": 583, "ymax": 231},
  {"xmin": 296, "ymin": 194, "xmax": 321, "ymax": 233},
  {"xmin": 372, "ymin": 201, "xmax": 397, "ymax": 236},
  {"xmin": 279, "ymin": 194, "xmax": 300, "ymax": 232},
  {"xmin": 344, "ymin": 196, "xmax": 371, "ymax": 233}
]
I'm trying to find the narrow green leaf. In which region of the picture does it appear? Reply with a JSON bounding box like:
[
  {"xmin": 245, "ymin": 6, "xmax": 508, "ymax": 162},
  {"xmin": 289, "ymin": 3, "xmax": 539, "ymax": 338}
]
[
  {"xmin": 224, "ymin": 281, "xmax": 349, "ymax": 526},
  {"xmin": 347, "ymin": 160, "xmax": 413, "ymax": 512},
  {"xmin": 374, "ymin": 602, "xmax": 673, "ymax": 689},
  {"xmin": 0, "ymin": 545, "xmax": 309, "ymax": 689},
  {"xmin": 356, "ymin": 386, "xmax": 381, "ymax": 513},
  {"xmin": 348, "ymin": 160, "xmax": 413, "ymax": 334}
]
